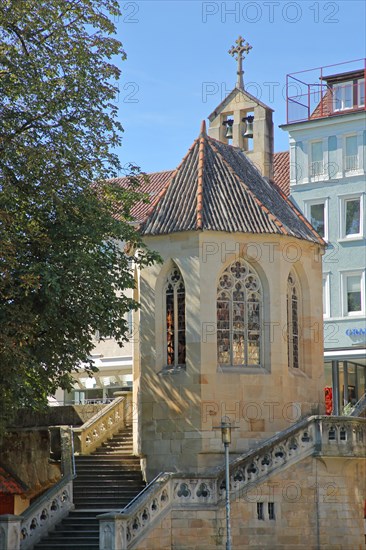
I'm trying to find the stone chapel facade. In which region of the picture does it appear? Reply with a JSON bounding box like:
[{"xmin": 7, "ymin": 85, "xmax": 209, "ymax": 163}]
[{"xmin": 134, "ymin": 119, "xmax": 326, "ymax": 479}]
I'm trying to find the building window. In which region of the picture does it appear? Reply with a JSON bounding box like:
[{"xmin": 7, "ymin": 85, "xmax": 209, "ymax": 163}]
[
  {"xmin": 165, "ymin": 265, "xmax": 186, "ymax": 366},
  {"xmin": 344, "ymin": 135, "xmax": 358, "ymax": 172},
  {"xmin": 333, "ymin": 81, "xmax": 353, "ymax": 111},
  {"xmin": 268, "ymin": 502, "xmax": 276, "ymax": 520},
  {"xmin": 310, "ymin": 141, "xmax": 324, "ymax": 178},
  {"xmin": 358, "ymin": 79, "xmax": 365, "ymax": 107},
  {"xmin": 217, "ymin": 259, "xmax": 262, "ymax": 368},
  {"xmin": 342, "ymin": 272, "xmax": 364, "ymax": 316},
  {"xmin": 305, "ymin": 200, "xmax": 328, "ymax": 240},
  {"xmin": 340, "ymin": 195, "xmax": 363, "ymax": 239},
  {"xmin": 345, "ymin": 199, "xmax": 360, "ymax": 234},
  {"xmin": 257, "ymin": 502, "xmax": 264, "ymax": 520},
  {"xmin": 287, "ymin": 271, "xmax": 300, "ymax": 370},
  {"xmin": 323, "ymin": 274, "xmax": 330, "ymax": 318}
]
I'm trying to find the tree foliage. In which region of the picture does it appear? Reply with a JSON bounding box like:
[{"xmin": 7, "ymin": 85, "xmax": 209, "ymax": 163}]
[{"xmin": 0, "ymin": 0, "xmax": 157, "ymax": 430}]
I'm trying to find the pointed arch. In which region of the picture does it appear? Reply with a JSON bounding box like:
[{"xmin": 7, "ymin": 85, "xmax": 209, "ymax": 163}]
[
  {"xmin": 217, "ymin": 259, "xmax": 262, "ymax": 367},
  {"xmin": 287, "ymin": 269, "xmax": 301, "ymax": 369},
  {"xmin": 164, "ymin": 264, "xmax": 186, "ymax": 366}
]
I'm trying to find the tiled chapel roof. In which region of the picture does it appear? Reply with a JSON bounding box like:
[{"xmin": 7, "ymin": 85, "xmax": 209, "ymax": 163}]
[{"xmin": 139, "ymin": 122, "xmax": 323, "ymax": 244}]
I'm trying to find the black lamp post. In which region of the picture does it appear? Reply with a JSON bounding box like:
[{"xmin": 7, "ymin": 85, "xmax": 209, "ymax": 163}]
[{"xmin": 214, "ymin": 416, "xmax": 237, "ymax": 550}]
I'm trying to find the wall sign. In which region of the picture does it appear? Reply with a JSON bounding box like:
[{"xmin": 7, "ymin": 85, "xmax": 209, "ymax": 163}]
[{"xmin": 345, "ymin": 328, "xmax": 366, "ymax": 336}]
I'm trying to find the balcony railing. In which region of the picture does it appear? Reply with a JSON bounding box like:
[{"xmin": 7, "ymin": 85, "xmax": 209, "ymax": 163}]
[
  {"xmin": 310, "ymin": 160, "xmax": 325, "ymax": 178},
  {"xmin": 344, "ymin": 154, "xmax": 359, "ymax": 172},
  {"xmin": 286, "ymin": 59, "xmax": 366, "ymax": 124}
]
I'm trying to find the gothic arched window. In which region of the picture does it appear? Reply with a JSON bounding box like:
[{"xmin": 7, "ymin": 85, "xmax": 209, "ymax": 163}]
[
  {"xmin": 165, "ymin": 265, "xmax": 186, "ymax": 366},
  {"xmin": 217, "ymin": 259, "xmax": 262, "ymax": 367},
  {"xmin": 287, "ymin": 271, "xmax": 300, "ymax": 369}
]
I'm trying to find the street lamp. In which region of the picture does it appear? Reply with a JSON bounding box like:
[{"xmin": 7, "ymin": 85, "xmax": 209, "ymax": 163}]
[{"xmin": 214, "ymin": 416, "xmax": 237, "ymax": 550}]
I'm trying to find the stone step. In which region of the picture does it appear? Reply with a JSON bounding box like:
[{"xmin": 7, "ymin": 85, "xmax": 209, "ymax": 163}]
[
  {"xmin": 76, "ymin": 464, "xmax": 142, "ymax": 471},
  {"xmin": 106, "ymin": 437, "xmax": 132, "ymax": 443},
  {"xmin": 51, "ymin": 529, "xmax": 99, "ymax": 537},
  {"xmin": 74, "ymin": 495, "xmax": 143, "ymax": 504},
  {"xmin": 96, "ymin": 443, "xmax": 133, "ymax": 448},
  {"xmin": 75, "ymin": 473, "xmax": 143, "ymax": 480},
  {"xmin": 93, "ymin": 449, "xmax": 131, "ymax": 457},
  {"xmin": 55, "ymin": 523, "xmax": 99, "ymax": 532},
  {"xmin": 74, "ymin": 482, "xmax": 143, "ymax": 490},
  {"xmin": 74, "ymin": 493, "xmax": 139, "ymax": 503},
  {"xmin": 99, "ymin": 446, "xmax": 133, "ymax": 450},
  {"xmin": 76, "ymin": 465, "xmax": 141, "ymax": 471},
  {"xmin": 67, "ymin": 510, "xmax": 101, "ymax": 518},
  {"xmin": 103, "ymin": 434, "xmax": 132, "ymax": 441},
  {"xmin": 74, "ymin": 478, "xmax": 143, "ymax": 493},
  {"xmin": 76, "ymin": 455, "xmax": 140, "ymax": 462},
  {"xmin": 34, "ymin": 541, "xmax": 99, "ymax": 550},
  {"xmin": 93, "ymin": 446, "xmax": 133, "ymax": 451},
  {"xmin": 73, "ymin": 503, "xmax": 128, "ymax": 509},
  {"xmin": 34, "ymin": 425, "xmax": 144, "ymax": 549}
]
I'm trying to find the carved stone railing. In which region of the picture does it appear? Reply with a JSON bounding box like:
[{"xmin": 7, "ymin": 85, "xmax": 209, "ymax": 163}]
[
  {"xmin": 73, "ymin": 393, "xmax": 131, "ymax": 455},
  {"xmin": 20, "ymin": 426, "xmax": 75, "ymax": 550},
  {"xmin": 99, "ymin": 474, "xmax": 172, "ymax": 549},
  {"xmin": 20, "ymin": 477, "xmax": 73, "ymax": 550},
  {"xmin": 98, "ymin": 416, "xmax": 366, "ymax": 550}
]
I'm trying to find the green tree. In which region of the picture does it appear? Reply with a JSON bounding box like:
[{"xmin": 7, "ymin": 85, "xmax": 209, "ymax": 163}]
[{"xmin": 0, "ymin": 0, "xmax": 157, "ymax": 431}]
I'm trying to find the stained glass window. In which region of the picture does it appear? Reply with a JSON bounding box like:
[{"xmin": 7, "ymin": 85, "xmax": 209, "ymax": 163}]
[
  {"xmin": 217, "ymin": 259, "xmax": 262, "ymax": 367},
  {"xmin": 165, "ymin": 266, "xmax": 186, "ymax": 366},
  {"xmin": 287, "ymin": 271, "xmax": 300, "ymax": 369}
]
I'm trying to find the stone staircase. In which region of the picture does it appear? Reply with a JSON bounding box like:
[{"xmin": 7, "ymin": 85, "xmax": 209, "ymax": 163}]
[{"xmin": 32, "ymin": 425, "xmax": 145, "ymax": 550}]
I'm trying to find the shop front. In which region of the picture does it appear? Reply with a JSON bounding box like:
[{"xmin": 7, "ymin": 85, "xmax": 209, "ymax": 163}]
[{"xmin": 324, "ymin": 348, "xmax": 366, "ymax": 415}]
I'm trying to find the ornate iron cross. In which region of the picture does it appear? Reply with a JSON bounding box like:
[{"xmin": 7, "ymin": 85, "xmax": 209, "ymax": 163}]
[{"xmin": 229, "ymin": 36, "xmax": 252, "ymax": 89}]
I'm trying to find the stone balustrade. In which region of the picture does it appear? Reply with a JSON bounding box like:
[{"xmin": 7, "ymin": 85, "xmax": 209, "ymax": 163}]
[
  {"xmin": 20, "ymin": 478, "xmax": 73, "ymax": 550},
  {"xmin": 98, "ymin": 415, "xmax": 366, "ymax": 550},
  {"xmin": 73, "ymin": 393, "xmax": 131, "ymax": 455}
]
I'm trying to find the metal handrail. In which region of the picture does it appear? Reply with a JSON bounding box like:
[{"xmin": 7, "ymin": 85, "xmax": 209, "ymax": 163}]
[
  {"xmin": 122, "ymin": 472, "xmax": 165, "ymax": 512},
  {"xmin": 350, "ymin": 392, "xmax": 366, "ymax": 417},
  {"xmin": 70, "ymin": 426, "xmax": 76, "ymax": 478}
]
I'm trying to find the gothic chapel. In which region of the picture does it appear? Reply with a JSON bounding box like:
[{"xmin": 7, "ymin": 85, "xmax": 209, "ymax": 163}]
[
  {"xmin": 133, "ymin": 37, "xmax": 326, "ymax": 478},
  {"xmin": 100, "ymin": 39, "xmax": 365, "ymax": 550}
]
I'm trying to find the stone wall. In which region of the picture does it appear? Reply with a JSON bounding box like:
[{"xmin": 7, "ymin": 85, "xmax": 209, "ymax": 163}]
[
  {"xmin": 7, "ymin": 404, "xmax": 105, "ymax": 428},
  {"xmin": 0, "ymin": 430, "xmax": 61, "ymax": 500},
  {"xmin": 134, "ymin": 456, "xmax": 365, "ymax": 549}
]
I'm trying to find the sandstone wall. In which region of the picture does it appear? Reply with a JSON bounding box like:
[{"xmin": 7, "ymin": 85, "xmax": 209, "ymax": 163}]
[
  {"xmin": 135, "ymin": 456, "xmax": 365, "ymax": 550},
  {"xmin": 138, "ymin": 231, "xmax": 325, "ymax": 478},
  {"xmin": 0, "ymin": 430, "xmax": 61, "ymax": 500}
]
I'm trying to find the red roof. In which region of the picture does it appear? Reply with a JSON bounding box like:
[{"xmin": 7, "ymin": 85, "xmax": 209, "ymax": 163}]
[
  {"xmin": 273, "ymin": 151, "xmax": 290, "ymax": 196},
  {"xmin": 0, "ymin": 465, "xmax": 27, "ymax": 495},
  {"xmin": 109, "ymin": 170, "xmax": 174, "ymax": 223}
]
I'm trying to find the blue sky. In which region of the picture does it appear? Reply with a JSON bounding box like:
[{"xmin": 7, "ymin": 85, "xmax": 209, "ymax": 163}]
[{"xmin": 114, "ymin": 0, "xmax": 366, "ymax": 174}]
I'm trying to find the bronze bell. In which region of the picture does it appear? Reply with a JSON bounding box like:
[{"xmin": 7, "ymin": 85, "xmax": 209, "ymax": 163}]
[
  {"xmin": 242, "ymin": 115, "xmax": 254, "ymax": 138},
  {"xmin": 223, "ymin": 119, "xmax": 234, "ymax": 139}
]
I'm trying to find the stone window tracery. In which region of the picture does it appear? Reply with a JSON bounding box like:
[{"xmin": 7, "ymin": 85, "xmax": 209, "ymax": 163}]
[
  {"xmin": 217, "ymin": 259, "xmax": 262, "ymax": 367},
  {"xmin": 287, "ymin": 270, "xmax": 300, "ymax": 369},
  {"xmin": 165, "ymin": 265, "xmax": 186, "ymax": 366}
]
